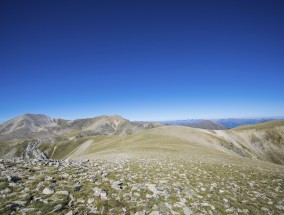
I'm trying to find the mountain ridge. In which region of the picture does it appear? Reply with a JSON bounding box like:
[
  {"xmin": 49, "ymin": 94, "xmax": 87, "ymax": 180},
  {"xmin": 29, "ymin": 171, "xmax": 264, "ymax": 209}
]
[{"xmin": 0, "ymin": 114, "xmax": 160, "ymax": 141}]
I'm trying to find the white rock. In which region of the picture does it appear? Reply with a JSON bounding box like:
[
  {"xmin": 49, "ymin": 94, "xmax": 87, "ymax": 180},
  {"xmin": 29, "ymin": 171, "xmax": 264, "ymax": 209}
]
[
  {"xmin": 183, "ymin": 207, "xmax": 192, "ymax": 215},
  {"xmin": 53, "ymin": 204, "xmax": 62, "ymax": 212},
  {"xmin": 56, "ymin": 190, "xmax": 69, "ymax": 195},
  {"xmin": 276, "ymin": 205, "xmax": 284, "ymax": 211},
  {"xmin": 20, "ymin": 208, "xmax": 35, "ymax": 213},
  {"xmin": 42, "ymin": 187, "xmax": 54, "ymax": 195},
  {"xmin": 12, "ymin": 201, "xmax": 27, "ymax": 207},
  {"xmin": 88, "ymin": 198, "xmax": 94, "ymax": 204}
]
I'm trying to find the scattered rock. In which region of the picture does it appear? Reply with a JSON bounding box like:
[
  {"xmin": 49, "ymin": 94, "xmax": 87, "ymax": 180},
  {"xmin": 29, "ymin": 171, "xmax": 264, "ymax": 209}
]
[{"xmin": 42, "ymin": 187, "xmax": 55, "ymax": 195}]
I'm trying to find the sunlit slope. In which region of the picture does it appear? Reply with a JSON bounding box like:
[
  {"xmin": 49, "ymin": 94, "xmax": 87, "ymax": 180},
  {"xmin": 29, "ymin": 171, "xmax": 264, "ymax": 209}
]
[
  {"xmin": 63, "ymin": 126, "xmax": 245, "ymax": 162},
  {"xmin": 216, "ymin": 120, "xmax": 284, "ymax": 165}
]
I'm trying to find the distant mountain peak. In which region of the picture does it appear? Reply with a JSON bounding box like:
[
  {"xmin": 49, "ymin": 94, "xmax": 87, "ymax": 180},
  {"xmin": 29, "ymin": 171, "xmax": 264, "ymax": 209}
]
[
  {"xmin": 0, "ymin": 114, "xmax": 160, "ymax": 140},
  {"xmin": 0, "ymin": 114, "xmax": 58, "ymax": 138}
]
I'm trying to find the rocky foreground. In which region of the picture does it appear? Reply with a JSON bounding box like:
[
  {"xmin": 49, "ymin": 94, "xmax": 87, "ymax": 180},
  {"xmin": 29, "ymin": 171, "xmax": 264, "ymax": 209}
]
[{"xmin": 0, "ymin": 158, "xmax": 284, "ymax": 215}]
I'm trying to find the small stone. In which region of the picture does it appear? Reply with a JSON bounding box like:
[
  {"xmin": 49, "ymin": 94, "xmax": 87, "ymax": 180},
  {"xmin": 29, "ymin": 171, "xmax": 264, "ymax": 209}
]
[
  {"xmin": 276, "ymin": 205, "xmax": 284, "ymax": 211},
  {"xmin": 183, "ymin": 207, "xmax": 192, "ymax": 215},
  {"xmin": 45, "ymin": 176, "xmax": 53, "ymax": 181},
  {"xmin": 56, "ymin": 190, "xmax": 69, "ymax": 195},
  {"xmin": 261, "ymin": 207, "xmax": 269, "ymax": 212},
  {"xmin": 61, "ymin": 173, "xmax": 70, "ymax": 178},
  {"xmin": 100, "ymin": 191, "xmax": 108, "ymax": 200},
  {"xmin": 201, "ymin": 202, "xmax": 209, "ymax": 207},
  {"xmin": 65, "ymin": 211, "xmax": 73, "ymax": 215},
  {"xmin": 7, "ymin": 175, "xmax": 22, "ymax": 183},
  {"xmin": 28, "ymin": 176, "xmax": 36, "ymax": 180},
  {"xmin": 69, "ymin": 193, "xmax": 75, "ymax": 201},
  {"xmin": 135, "ymin": 211, "xmax": 145, "ymax": 215},
  {"xmin": 146, "ymin": 184, "xmax": 159, "ymax": 195},
  {"xmin": 43, "ymin": 187, "xmax": 55, "ymax": 195},
  {"xmin": 226, "ymin": 207, "xmax": 235, "ymax": 213},
  {"xmin": 11, "ymin": 201, "xmax": 27, "ymax": 207},
  {"xmin": 20, "ymin": 208, "xmax": 35, "ymax": 213},
  {"xmin": 88, "ymin": 198, "xmax": 94, "ymax": 204},
  {"xmin": 1, "ymin": 188, "xmax": 11, "ymax": 193},
  {"xmin": 93, "ymin": 187, "xmax": 102, "ymax": 197},
  {"xmin": 73, "ymin": 184, "xmax": 82, "ymax": 191},
  {"xmin": 77, "ymin": 198, "xmax": 85, "ymax": 203},
  {"xmin": 53, "ymin": 204, "xmax": 62, "ymax": 212},
  {"xmin": 8, "ymin": 182, "xmax": 17, "ymax": 187}
]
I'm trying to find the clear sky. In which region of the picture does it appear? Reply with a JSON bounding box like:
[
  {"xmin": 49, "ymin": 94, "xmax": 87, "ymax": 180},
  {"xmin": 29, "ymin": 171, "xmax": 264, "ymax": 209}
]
[{"xmin": 1, "ymin": 0, "xmax": 284, "ymax": 122}]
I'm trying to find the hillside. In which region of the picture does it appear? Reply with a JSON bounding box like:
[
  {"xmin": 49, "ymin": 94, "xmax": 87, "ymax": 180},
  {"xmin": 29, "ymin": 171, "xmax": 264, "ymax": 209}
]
[{"xmin": 50, "ymin": 121, "xmax": 284, "ymax": 165}]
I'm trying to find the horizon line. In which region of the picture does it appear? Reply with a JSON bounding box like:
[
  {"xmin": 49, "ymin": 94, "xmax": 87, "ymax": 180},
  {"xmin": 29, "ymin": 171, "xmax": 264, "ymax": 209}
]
[{"xmin": 1, "ymin": 113, "xmax": 284, "ymax": 124}]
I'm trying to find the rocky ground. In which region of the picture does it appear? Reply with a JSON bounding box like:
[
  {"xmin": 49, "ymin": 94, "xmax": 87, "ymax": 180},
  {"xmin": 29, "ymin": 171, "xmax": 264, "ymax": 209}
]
[{"xmin": 0, "ymin": 157, "xmax": 284, "ymax": 215}]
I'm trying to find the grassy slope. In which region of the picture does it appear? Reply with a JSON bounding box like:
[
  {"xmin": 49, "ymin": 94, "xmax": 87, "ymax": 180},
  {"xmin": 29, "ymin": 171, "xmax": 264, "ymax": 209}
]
[
  {"xmin": 0, "ymin": 140, "xmax": 29, "ymax": 158},
  {"xmin": 64, "ymin": 124, "xmax": 284, "ymax": 166},
  {"xmin": 66, "ymin": 126, "xmax": 248, "ymax": 165}
]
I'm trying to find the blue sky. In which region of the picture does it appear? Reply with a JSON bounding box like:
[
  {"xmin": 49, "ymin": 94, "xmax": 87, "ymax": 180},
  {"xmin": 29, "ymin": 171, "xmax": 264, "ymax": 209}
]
[{"xmin": 1, "ymin": 0, "xmax": 284, "ymax": 122}]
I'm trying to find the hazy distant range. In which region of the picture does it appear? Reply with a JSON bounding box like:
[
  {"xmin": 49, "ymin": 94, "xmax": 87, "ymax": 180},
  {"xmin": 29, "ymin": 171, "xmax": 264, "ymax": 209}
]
[{"xmin": 159, "ymin": 117, "xmax": 284, "ymax": 130}]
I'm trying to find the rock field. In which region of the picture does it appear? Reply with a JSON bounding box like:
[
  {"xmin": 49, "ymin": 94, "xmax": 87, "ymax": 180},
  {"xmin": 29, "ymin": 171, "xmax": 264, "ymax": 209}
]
[{"xmin": 0, "ymin": 157, "xmax": 283, "ymax": 214}]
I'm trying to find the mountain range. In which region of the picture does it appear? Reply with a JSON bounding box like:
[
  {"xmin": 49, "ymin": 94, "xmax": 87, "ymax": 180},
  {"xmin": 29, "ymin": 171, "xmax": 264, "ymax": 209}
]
[
  {"xmin": 0, "ymin": 114, "xmax": 159, "ymax": 141},
  {"xmin": 0, "ymin": 113, "xmax": 284, "ymax": 165}
]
